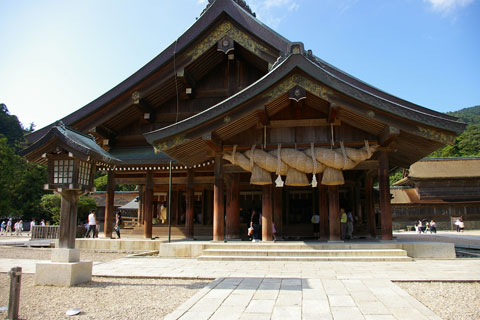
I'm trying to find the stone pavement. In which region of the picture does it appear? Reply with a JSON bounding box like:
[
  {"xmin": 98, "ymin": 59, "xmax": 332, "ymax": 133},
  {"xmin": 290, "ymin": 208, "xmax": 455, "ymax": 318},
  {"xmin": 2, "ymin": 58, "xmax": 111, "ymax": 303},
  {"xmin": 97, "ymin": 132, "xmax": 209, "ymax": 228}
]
[
  {"xmin": 1, "ymin": 257, "xmax": 479, "ymax": 319},
  {"xmin": 2, "ymin": 234, "xmax": 480, "ymax": 319}
]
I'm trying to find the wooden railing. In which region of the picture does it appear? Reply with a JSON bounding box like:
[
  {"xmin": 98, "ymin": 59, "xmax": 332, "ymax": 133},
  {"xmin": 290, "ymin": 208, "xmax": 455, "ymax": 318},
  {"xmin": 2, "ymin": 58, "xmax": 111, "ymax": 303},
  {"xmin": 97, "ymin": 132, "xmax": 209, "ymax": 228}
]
[{"xmin": 31, "ymin": 225, "xmax": 59, "ymax": 239}]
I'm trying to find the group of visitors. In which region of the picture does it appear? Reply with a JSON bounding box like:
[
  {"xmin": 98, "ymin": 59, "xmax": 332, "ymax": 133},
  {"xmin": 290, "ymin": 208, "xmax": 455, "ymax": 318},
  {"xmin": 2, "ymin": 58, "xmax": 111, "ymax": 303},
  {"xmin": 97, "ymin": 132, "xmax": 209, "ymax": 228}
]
[
  {"xmin": 248, "ymin": 209, "xmax": 276, "ymax": 242},
  {"xmin": 1, "ymin": 218, "xmax": 46, "ymax": 236},
  {"xmin": 415, "ymin": 219, "xmax": 437, "ymax": 233}
]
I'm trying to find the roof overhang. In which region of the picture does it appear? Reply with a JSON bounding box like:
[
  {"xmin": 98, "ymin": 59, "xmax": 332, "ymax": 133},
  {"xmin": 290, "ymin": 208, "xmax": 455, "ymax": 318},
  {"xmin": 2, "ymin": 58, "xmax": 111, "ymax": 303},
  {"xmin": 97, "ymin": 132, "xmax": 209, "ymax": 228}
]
[
  {"xmin": 20, "ymin": 122, "xmax": 121, "ymax": 167},
  {"xmin": 144, "ymin": 47, "xmax": 465, "ymax": 166}
]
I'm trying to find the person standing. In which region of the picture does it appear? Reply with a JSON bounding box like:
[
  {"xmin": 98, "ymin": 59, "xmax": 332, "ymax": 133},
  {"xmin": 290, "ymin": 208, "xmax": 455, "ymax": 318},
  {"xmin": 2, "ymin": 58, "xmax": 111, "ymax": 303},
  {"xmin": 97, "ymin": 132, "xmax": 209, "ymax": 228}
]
[
  {"xmin": 311, "ymin": 213, "xmax": 320, "ymax": 237},
  {"xmin": 40, "ymin": 219, "xmax": 46, "ymax": 226},
  {"xmin": 85, "ymin": 210, "xmax": 97, "ymax": 238},
  {"xmin": 114, "ymin": 212, "xmax": 122, "ymax": 239},
  {"xmin": 455, "ymin": 219, "xmax": 461, "ymax": 232},
  {"xmin": 430, "ymin": 220, "xmax": 437, "ymax": 234},
  {"xmin": 28, "ymin": 219, "xmax": 36, "ymax": 236},
  {"xmin": 1, "ymin": 221, "xmax": 6, "ymax": 235},
  {"xmin": 340, "ymin": 208, "xmax": 347, "ymax": 240},
  {"xmin": 346, "ymin": 211, "xmax": 354, "ymax": 240},
  {"xmin": 250, "ymin": 209, "xmax": 261, "ymax": 242},
  {"xmin": 6, "ymin": 218, "xmax": 12, "ymax": 235},
  {"xmin": 458, "ymin": 218, "xmax": 465, "ymax": 232}
]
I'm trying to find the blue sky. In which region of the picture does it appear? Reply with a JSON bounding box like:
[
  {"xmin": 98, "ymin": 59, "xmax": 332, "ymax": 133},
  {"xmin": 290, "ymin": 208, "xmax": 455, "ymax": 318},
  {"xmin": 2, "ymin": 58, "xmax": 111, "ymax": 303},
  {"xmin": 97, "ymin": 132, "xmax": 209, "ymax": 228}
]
[{"xmin": 1, "ymin": 0, "xmax": 479, "ymax": 130}]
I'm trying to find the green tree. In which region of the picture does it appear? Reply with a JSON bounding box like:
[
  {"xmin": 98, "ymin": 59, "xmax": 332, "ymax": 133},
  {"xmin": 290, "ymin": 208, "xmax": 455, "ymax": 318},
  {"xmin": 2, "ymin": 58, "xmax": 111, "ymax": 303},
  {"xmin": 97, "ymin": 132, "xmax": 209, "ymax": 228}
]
[
  {"xmin": 39, "ymin": 194, "xmax": 61, "ymax": 224},
  {"xmin": 0, "ymin": 103, "xmax": 25, "ymax": 150},
  {"xmin": 429, "ymin": 105, "xmax": 480, "ymax": 158},
  {"xmin": 77, "ymin": 196, "xmax": 97, "ymax": 224},
  {"xmin": 39, "ymin": 193, "xmax": 97, "ymax": 225},
  {"xmin": 94, "ymin": 171, "xmax": 136, "ymax": 191}
]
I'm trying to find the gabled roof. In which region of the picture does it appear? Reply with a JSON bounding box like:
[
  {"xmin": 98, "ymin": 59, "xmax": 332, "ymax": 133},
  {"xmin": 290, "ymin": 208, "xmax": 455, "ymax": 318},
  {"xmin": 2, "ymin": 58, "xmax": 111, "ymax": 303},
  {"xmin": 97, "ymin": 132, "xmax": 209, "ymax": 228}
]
[
  {"xmin": 26, "ymin": 0, "xmax": 465, "ymax": 166},
  {"xmin": 21, "ymin": 122, "xmax": 121, "ymax": 165},
  {"xmin": 27, "ymin": 0, "xmax": 290, "ymax": 143},
  {"xmin": 145, "ymin": 47, "xmax": 465, "ymax": 157},
  {"xmin": 394, "ymin": 157, "xmax": 480, "ymax": 186}
]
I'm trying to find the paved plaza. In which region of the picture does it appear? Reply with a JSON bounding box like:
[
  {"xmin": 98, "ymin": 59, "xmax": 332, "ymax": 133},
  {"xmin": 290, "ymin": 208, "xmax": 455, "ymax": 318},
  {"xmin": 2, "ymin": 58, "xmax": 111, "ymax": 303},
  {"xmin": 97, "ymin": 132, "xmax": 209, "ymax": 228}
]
[{"xmin": 1, "ymin": 232, "xmax": 479, "ymax": 319}]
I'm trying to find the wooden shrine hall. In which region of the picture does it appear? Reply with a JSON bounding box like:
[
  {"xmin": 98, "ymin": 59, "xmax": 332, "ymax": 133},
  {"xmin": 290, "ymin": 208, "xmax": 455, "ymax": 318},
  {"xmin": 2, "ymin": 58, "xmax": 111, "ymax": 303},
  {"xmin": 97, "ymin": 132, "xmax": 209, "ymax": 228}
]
[{"xmin": 27, "ymin": 0, "xmax": 465, "ymax": 242}]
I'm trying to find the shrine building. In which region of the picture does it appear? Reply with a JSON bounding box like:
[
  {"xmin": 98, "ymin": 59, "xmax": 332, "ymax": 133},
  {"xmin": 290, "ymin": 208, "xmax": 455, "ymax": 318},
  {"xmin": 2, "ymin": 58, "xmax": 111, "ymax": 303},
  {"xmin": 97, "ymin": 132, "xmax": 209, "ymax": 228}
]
[{"xmin": 26, "ymin": 0, "xmax": 465, "ymax": 242}]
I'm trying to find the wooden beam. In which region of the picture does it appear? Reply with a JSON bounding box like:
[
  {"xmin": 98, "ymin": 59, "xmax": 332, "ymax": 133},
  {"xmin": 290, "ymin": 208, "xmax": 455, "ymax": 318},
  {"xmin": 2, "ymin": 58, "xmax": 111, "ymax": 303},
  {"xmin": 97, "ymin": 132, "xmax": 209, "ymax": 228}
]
[
  {"xmin": 351, "ymin": 160, "xmax": 379, "ymax": 170},
  {"xmin": 89, "ymin": 125, "xmax": 117, "ymax": 140},
  {"xmin": 379, "ymin": 125, "xmax": 400, "ymax": 147},
  {"xmin": 223, "ymin": 141, "xmax": 378, "ymax": 151},
  {"xmin": 328, "ymin": 103, "xmax": 339, "ymax": 123},
  {"xmin": 268, "ymin": 118, "xmax": 340, "ymax": 128},
  {"xmin": 115, "ymin": 176, "xmax": 214, "ymax": 185},
  {"xmin": 202, "ymin": 132, "xmax": 222, "ymax": 154},
  {"xmin": 136, "ymin": 99, "xmax": 156, "ymax": 123}
]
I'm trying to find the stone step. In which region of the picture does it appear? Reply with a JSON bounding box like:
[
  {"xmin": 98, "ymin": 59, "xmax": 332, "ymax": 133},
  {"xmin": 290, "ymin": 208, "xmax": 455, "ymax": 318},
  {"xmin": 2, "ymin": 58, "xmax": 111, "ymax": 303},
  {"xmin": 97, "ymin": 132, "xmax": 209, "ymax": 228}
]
[
  {"xmin": 202, "ymin": 243, "xmax": 400, "ymax": 251},
  {"xmin": 197, "ymin": 255, "xmax": 413, "ymax": 262},
  {"xmin": 201, "ymin": 248, "xmax": 409, "ymax": 257}
]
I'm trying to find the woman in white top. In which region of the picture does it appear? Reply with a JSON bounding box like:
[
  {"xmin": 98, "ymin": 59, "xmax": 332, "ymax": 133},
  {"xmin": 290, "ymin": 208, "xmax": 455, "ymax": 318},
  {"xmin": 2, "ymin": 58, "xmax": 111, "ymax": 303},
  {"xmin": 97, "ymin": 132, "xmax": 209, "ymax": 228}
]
[{"xmin": 85, "ymin": 210, "xmax": 97, "ymax": 238}]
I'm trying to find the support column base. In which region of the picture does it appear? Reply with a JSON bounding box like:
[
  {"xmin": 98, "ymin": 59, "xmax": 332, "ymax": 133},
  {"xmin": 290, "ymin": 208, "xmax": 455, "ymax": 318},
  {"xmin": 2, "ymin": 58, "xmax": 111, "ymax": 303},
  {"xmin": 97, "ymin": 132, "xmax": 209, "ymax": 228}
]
[
  {"xmin": 51, "ymin": 248, "xmax": 80, "ymax": 263},
  {"xmin": 35, "ymin": 261, "xmax": 92, "ymax": 287}
]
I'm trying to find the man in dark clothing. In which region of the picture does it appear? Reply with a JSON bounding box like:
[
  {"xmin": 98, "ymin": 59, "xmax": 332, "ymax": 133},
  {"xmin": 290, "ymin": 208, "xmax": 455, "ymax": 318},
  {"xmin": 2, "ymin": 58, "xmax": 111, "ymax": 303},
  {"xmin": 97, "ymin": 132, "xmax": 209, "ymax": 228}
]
[{"xmin": 250, "ymin": 209, "xmax": 261, "ymax": 242}]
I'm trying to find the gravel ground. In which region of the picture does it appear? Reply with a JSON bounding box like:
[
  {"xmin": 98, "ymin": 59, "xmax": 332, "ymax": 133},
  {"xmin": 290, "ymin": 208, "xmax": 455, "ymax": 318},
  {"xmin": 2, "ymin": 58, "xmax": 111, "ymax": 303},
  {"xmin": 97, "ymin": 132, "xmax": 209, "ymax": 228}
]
[
  {"xmin": 0, "ymin": 273, "xmax": 210, "ymax": 320},
  {"xmin": 0, "ymin": 247, "xmax": 129, "ymax": 262},
  {"xmin": 396, "ymin": 282, "xmax": 480, "ymax": 320}
]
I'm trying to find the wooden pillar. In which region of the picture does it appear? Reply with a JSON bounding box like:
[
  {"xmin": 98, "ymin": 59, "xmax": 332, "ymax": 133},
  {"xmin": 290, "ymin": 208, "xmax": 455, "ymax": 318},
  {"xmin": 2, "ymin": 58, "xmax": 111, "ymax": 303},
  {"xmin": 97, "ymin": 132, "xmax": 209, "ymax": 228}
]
[
  {"xmin": 226, "ymin": 174, "xmax": 240, "ymax": 239},
  {"xmin": 137, "ymin": 185, "xmax": 144, "ymax": 226},
  {"xmin": 185, "ymin": 169, "xmax": 195, "ymax": 239},
  {"xmin": 205, "ymin": 189, "xmax": 213, "ymax": 225},
  {"xmin": 104, "ymin": 171, "xmax": 115, "ymax": 238},
  {"xmin": 355, "ymin": 181, "xmax": 362, "ymax": 222},
  {"xmin": 213, "ymin": 153, "xmax": 224, "ymax": 241},
  {"xmin": 172, "ymin": 189, "xmax": 179, "ymax": 225},
  {"xmin": 365, "ymin": 173, "xmax": 376, "ymax": 238},
  {"xmin": 328, "ymin": 185, "xmax": 340, "ymax": 241},
  {"xmin": 378, "ymin": 151, "xmax": 393, "ymax": 240},
  {"xmin": 262, "ymin": 184, "xmax": 273, "ymax": 241},
  {"xmin": 144, "ymin": 171, "xmax": 153, "ymax": 238},
  {"xmin": 58, "ymin": 191, "xmax": 81, "ymax": 249},
  {"xmin": 318, "ymin": 183, "xmax": 328, "ymax": 239},
  {"xmin": 273, "ymin": 187, "xmax": 283, "ymax": 237}
]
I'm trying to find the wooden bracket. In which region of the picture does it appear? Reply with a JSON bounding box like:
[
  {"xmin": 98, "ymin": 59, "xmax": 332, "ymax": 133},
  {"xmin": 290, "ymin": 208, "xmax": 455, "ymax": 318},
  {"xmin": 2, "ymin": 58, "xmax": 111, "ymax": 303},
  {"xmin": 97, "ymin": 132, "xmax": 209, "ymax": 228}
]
[{"xmin": 379, "ymin": 125, "xmax": 400, "ymax": 147}]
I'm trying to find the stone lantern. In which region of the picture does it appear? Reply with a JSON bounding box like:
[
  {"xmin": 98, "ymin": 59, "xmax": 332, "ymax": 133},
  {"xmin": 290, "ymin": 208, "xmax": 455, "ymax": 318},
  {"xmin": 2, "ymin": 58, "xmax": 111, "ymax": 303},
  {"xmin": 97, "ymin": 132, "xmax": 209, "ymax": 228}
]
[{"xmin": 21, "ymin": 122, "xmax": 120, "ymax": 286}]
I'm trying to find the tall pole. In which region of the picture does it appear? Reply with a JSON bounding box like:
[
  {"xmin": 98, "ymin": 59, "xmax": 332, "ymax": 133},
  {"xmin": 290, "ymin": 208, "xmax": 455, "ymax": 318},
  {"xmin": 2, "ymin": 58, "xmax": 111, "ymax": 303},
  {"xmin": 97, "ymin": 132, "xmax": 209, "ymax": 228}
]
[{"xmin": 168, "ymin": 161, "xmax": 172, "ymax": 243}]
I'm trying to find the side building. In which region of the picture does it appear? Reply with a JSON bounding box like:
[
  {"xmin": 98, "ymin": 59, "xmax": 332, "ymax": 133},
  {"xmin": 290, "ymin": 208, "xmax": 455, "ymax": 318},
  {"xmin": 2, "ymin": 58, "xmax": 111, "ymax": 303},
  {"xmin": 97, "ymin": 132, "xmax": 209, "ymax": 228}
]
[{"xmin": 392, "ymin": 158, "xmax": 480, "ymax": 230}]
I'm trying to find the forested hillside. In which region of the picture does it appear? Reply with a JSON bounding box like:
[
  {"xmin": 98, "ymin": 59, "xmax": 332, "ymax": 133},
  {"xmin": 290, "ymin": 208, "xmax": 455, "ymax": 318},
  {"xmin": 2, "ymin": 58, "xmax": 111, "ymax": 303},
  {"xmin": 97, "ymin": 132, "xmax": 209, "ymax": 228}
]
[{"xmin": 429, "ymin": 105, "xmax": 480, "ymax": 157}]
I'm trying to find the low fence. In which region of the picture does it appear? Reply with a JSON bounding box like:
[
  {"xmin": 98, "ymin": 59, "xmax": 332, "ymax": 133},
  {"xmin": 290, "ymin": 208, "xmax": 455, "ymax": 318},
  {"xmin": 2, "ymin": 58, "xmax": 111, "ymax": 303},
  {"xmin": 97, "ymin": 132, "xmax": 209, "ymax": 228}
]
[
  {"xmin": 31, "ymin": 226, "xmax": 59, "ymax": 239},
  {"xmin": 31, "ymin": 225, "xmax": 86, "ymax": 239}
]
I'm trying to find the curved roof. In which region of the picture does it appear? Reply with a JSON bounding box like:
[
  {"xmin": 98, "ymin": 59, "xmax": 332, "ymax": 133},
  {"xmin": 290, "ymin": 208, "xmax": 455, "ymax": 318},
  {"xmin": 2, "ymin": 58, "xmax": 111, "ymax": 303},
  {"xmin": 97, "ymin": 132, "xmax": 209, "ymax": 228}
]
[
  {"xmin": 27, "ymin": 0, "xmax": 290, "ymax": 143},
  {"xmin": 26, "ymin": 0, "xmax": 465, "ymax": 164},
  {"xmin": 144, "ymin": 49, "xmax": 465, "ymax": 148},
  {"xmin": 21, "ymin": 122, "xmax": 121, "ymax": 165}
]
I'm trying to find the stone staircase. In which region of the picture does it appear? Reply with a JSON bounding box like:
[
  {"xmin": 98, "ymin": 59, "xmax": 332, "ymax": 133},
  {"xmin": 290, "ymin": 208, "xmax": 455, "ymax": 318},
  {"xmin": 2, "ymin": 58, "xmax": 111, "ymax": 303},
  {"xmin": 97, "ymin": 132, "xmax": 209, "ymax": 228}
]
[{"xmin": 197, "ymin": 242, "xmax": 412, "ymax": 262}]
